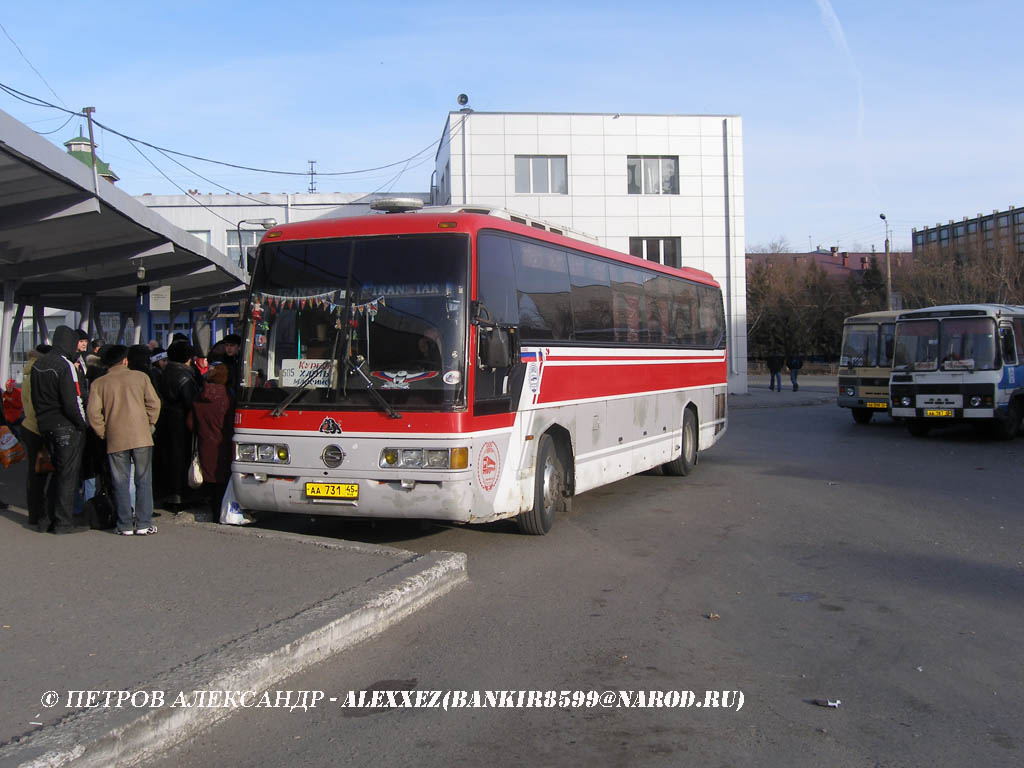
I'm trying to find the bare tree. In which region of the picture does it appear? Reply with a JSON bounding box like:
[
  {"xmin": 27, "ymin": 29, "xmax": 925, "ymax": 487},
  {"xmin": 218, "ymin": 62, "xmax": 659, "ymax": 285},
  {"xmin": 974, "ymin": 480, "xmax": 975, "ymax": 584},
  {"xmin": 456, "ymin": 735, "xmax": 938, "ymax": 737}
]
[{"xmin": 748, "ymin": 235, "xmax": 793, "ymax": 254}]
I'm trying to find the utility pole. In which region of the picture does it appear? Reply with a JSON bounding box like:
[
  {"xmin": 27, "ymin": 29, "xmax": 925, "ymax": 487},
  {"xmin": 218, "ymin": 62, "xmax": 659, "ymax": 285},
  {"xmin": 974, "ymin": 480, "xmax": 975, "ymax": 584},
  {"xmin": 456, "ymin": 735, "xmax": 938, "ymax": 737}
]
[
  {"xmin": 83, "ymin": 106, "xmax": 99, "ymax": 193},
  {"xmin": 880, "ymin": 213, "xmax": 893, "ymax": 310}
]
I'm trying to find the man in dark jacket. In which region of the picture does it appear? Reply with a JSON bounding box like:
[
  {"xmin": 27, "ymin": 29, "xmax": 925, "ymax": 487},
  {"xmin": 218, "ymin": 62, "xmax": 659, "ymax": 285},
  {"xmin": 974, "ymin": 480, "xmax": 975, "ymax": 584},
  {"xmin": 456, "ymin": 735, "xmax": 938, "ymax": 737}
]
[
  {"xmin": 788, "ymin": 354, "xmax": 804, "ymax": 391},
  {"xmin": 207, "ymin": 333, "xmax": 241, "ymax": 393},
  {"xmin": 30, "ymin": 326, "xmax": 89, "ymax": 533},
  {"xmin": 766, "ymin": 353, "xmax": 784, "ymax": 392}
]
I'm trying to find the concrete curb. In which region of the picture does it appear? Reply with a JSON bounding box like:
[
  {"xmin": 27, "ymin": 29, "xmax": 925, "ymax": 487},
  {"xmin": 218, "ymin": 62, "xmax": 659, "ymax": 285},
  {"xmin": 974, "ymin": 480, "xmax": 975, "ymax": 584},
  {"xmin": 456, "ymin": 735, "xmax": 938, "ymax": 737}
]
[
  {"xmin": 730, "ymin": 393, "xmax": 836, "ymax": 410},
  {"xmin": 1, "ymin": 549, "xmax": 467, "ymax": 768}
]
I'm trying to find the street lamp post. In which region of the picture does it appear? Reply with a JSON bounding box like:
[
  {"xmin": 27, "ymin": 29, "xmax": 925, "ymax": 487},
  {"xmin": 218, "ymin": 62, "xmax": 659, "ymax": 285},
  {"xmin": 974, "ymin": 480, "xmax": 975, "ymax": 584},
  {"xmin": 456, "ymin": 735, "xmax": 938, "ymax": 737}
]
[
  {"xmin": 879, "ymin": 213, "xmax": 892, "ymax": 310},
  {"xmin": 235, "ymin": 218, "xmax": 278, "ymax": 270}
]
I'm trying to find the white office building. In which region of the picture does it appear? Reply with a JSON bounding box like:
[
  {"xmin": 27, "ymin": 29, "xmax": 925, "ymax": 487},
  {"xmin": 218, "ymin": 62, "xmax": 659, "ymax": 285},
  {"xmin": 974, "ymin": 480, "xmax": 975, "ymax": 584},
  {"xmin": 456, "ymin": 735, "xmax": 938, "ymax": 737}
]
[
  {"xmin": 136, "ymin": 111, "xmax": 747, "ymax": 392},
  {"xmin": 434, "ymin": 111, "xmax": 746, "ymax": 392}
]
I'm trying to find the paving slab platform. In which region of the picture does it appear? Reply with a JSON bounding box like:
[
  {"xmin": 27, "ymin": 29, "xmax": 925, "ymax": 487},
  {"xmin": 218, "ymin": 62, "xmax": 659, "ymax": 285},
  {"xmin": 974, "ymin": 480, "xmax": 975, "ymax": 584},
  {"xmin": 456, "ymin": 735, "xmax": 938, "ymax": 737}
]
[{"xmin": 0, "ymin": 470, "xmax": 465, "ymax": 768}]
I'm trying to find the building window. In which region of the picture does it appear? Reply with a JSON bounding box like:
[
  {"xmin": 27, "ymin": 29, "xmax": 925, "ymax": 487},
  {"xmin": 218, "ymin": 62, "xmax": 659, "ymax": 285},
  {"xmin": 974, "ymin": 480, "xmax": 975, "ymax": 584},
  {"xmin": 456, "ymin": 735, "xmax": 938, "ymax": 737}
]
[
  {"xmin": 514, "ymin": 156, "xmax": 568, "ymax": 194},
  {"xmin": 629, "ymin": 237, "xmax": 681, "ymax": 268},
  {"xmin": 981, "ymin": 219, "xmax": 993, "ymax": 231},
  {"xmin": 914, "ymin": 233, "xmax": 925, "ymax": 246},
  {"xmin": 927, "ymin": 231, "xmax": 938, "ymax": 242},
  {"xmin": 998, "ymin": 215, "xmax": 1009, "ymax": 228},
  {"xmin": 188, "ymin": 230, "xmax": 211, "ymax": 244},
  {"xmin": 227, "ymin": 229, "xmax": 262, "ymax": 268},
  {"xmin": 967, "ymin": 221, "xmax": 978, "ymax": 233},
  {"xmin": 939, "ymin": 228, "xmax": 950, "ymax": 242},
  {"xmin": 953, "ymin": 225, "xmax": 964, "ymax": 238},
  {"xmin": 627, "ymin": 156, "xmax": 679, "ymax": 195}
]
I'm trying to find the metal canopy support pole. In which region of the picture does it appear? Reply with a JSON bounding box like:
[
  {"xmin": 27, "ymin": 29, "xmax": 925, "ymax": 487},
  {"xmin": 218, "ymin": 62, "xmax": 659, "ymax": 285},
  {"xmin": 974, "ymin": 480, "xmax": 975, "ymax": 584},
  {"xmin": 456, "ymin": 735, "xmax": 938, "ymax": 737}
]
[
  {"xmin": 0, "ymin": 280, "xmax": 15, "ymax": 385},
  {"xmin": 116, "ymin": 313, "xmax": 128, "ymax": 344},
  {"xmin": 90, "ymin": 305, "xmax": 102, "ymax": 342},
  {"xmin": 34, "ymin": 301, "xmax": 49, "ymax": 345},
  {"xmin": 79, "ymin": 294, "xmax": 94, "ymax": 334},
  {"xmin": 10, "ymin": 303, "xmax": 26, "ymax": 358}
]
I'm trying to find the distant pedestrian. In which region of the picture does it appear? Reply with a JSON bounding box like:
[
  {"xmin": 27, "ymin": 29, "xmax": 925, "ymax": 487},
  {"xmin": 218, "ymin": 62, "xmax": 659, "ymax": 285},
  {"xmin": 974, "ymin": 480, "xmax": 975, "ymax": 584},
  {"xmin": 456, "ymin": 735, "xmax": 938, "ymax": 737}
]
[
  {"xmin": 788, "ymin": 354, "xmax": 804, "ymax": 392},
  {"xmin": 30, "ymin": 326, "xmax": 89, "ymax": 534},
  {"xmin": 767, "ymin": 353, "xmax": 784, "ymax": 392},
  {"xmin": 87, "ymin": 345, "xmax": 161, "ymax": 535}
]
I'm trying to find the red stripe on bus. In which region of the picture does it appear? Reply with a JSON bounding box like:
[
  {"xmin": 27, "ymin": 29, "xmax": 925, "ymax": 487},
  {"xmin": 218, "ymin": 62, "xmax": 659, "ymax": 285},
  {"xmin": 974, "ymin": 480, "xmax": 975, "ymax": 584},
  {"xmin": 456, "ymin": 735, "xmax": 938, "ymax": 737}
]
[
  {"xmin": 235, "ymin": 409, "xmax": 516, "ymax": 434},
  {"xmin": 534, "ymin": 360, "xmax": 726, "ymax": 403}
]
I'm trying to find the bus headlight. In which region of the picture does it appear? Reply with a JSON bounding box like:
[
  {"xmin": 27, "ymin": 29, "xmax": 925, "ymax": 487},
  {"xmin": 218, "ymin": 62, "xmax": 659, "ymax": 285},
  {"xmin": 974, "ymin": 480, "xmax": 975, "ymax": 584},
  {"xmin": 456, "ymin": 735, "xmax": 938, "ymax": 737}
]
[
  {"xmin": 844, "ymin": 386, "xmax": 856, "ymax": 396},
  {"xmin": 426, "ymin": 449, "xmax": 449, "ymax": 468},
  {"xmin": 969, "ymin": 395, "xmax": 982, "ymax": 407},
  {"xmin": 235, "ymin": 442, "xmax": 290, "ymax": 464},
  {"xmin": 901, "ymin": 396, "xmax": 912, "ymax": 407},
  {"xmin": 379, "ymin": 447, "xmax": 469, "ymax": 470}
]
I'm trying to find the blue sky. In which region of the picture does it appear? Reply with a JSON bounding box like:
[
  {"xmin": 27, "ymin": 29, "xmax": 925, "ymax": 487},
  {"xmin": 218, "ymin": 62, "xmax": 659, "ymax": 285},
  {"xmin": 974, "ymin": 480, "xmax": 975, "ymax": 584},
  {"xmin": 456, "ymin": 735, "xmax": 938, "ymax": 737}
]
[{"xmin": 2, "ymin": 0, "xmax": 1021, "ymax": 251}]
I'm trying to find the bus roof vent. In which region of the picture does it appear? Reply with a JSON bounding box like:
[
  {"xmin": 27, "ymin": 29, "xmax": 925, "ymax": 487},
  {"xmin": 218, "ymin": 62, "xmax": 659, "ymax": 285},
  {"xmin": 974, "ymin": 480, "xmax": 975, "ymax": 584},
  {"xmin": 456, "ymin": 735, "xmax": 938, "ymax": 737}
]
[{"xmin": 370, "ymin": 197, "xmax": 425, "ymax": 214}]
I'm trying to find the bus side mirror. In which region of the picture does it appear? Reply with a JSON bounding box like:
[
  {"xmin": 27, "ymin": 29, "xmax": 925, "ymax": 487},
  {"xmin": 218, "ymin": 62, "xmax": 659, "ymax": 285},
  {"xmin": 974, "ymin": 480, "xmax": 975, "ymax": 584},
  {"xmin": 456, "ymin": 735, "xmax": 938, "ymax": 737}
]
[{"xmin": 478, "ymin": 326, "xmax": 517, "ymax": 369}]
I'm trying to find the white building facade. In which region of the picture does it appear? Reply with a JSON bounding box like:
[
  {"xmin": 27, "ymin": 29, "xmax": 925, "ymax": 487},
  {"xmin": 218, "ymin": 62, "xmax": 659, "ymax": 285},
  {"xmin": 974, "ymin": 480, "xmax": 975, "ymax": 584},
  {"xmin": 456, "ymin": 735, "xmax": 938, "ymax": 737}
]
[{"xmin": 434, "ymin": 111, "xmax": 746, "ymax": 393}]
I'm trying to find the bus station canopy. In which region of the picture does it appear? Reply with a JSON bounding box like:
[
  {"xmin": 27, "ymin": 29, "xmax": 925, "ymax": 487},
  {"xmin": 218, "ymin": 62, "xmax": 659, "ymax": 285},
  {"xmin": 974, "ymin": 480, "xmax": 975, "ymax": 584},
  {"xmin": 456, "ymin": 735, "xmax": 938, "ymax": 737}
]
[{"xmin": 0, "ymin": 107, "xmax": 247, "ymax": 316}]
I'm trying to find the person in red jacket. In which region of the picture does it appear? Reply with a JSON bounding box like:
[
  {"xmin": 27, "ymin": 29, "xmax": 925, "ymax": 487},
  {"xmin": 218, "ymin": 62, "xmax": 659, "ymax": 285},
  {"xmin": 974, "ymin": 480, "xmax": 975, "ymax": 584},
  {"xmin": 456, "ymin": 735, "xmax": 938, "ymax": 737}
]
[
  {"xmin": 187, "ymin": 363, "xmax": 234, "ymax": 521},
  {"xmin": 3, "ymin": 378, "xmax": 23, "ymax": 431}
]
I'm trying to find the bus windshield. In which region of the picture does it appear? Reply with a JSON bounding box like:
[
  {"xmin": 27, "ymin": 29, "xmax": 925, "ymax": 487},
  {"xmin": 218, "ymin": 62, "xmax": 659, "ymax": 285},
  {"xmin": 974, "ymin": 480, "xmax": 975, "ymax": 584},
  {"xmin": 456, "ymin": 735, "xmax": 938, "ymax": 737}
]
[
  {"xmin": 841, "ymin": 324, "xmax": 880, "ymax": 367},
  {"xmin": 841, "ymin": 322, "xmax": 897, "ymax": 368},
  {"xmin": 241, "ymin": 233, "xmax": 469, "ymax": 410},
  {"xmin": 893, "ymin": 319, "xmax": 939, "ymax": 371},
  {"xmin": 893, "ymin": 316, "xmax": 998, "ymax": 372}
]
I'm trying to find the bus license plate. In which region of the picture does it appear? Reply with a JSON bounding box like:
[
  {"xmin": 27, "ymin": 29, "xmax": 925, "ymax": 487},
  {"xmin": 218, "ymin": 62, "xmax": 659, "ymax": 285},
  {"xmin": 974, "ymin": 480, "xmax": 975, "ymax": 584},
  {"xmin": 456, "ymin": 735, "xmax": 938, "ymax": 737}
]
[
  {"xmin": 305, "ymin": 482, "xmax": 359, "ymax": 500},
  {"xmin": 924, "ymin": 409, "xmax": 953, "ymax": 418},
  {"xmin": 866, "ymin": 402, "xmax": 887, "ymax": 409}
]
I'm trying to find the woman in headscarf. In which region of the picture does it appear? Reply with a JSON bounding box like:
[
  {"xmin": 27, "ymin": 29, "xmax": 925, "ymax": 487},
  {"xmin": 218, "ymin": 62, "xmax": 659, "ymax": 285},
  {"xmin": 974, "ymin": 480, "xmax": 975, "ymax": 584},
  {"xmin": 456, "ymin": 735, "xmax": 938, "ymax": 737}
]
[{"xmin": 187, "ymin": 364, "xmax": 234, "ymax": 520}]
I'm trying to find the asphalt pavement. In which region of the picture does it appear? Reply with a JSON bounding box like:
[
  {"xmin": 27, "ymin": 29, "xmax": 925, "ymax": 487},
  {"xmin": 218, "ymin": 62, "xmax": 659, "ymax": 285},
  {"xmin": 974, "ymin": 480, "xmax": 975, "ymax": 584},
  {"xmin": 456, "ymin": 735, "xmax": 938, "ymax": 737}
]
[
  {"xmin": 0, "ymin": 459, "xmax": 465, "ymax": 768},
  {"xmin": 0, "ymin": 374, "xmax": 834, "ymax": 766}
]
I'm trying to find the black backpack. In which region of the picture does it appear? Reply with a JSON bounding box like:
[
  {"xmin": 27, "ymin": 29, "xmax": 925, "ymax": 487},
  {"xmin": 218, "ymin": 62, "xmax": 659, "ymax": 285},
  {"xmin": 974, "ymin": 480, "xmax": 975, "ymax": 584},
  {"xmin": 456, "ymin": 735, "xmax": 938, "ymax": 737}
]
[{"xmin": 85, "ymin": 491, "xmax": 116, "ymax": 530}]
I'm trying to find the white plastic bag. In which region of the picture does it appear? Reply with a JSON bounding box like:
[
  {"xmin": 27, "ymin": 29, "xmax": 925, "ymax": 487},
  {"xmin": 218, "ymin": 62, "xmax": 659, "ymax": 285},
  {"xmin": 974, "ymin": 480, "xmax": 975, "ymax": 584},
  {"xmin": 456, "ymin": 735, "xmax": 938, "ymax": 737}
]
[
  {"xmin": 219, "ymin": 481, "xmax": 246, "ymax": 525},
  {"xmin": 187, "ymin": 451, "xmax": 204, "ymax": 489}
]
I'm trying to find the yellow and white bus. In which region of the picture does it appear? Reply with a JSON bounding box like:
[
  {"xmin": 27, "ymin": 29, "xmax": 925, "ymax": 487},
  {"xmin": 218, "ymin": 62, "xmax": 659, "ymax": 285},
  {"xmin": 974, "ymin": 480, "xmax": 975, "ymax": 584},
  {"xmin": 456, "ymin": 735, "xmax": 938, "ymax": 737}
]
[{"xmin": 837, "ymin": 310, "xmax": 899, "ymax": 424}]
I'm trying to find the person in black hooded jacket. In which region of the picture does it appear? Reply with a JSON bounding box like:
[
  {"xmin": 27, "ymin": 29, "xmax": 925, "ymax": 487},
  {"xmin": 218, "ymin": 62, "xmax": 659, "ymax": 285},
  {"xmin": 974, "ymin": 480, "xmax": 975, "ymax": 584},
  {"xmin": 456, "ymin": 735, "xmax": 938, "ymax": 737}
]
[
  {"xmin": 30, "ymin": 325, "xmax": 89, "ymax": 533},
  {"xmin": 155, "ymin": 341, "xmax": 200, "ymax": 512}
]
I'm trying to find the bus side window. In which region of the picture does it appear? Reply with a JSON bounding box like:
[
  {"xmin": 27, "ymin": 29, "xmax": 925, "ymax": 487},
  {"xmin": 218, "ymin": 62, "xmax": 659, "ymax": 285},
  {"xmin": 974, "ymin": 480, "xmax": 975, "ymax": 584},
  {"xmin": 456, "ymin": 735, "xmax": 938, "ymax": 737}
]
[
  {"xmin": 1014, "ymin": 319, "xmax": 1024, "ymax": 361},
  {"xmin": 1000, "ymin": 327, "xmax": 1018, "ymax": 366},
  {"xmin": 477, "ymin": 233, "xmax": 519, "ymax": 326}
]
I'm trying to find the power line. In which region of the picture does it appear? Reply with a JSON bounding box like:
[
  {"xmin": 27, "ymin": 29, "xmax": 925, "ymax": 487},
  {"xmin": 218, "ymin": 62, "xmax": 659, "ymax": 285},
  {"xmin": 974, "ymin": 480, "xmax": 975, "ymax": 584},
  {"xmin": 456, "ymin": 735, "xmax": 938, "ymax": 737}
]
[
  {"xmin": 0, "ymin": 79, "xmax": 441, "ymax": 178},
  {"xmin": 125, "ymin": 139, "xmax": 237, "ymax": 227},
  {"xmin": 0, "ymin": 23, "xmax": 67, "ymax": 108}
]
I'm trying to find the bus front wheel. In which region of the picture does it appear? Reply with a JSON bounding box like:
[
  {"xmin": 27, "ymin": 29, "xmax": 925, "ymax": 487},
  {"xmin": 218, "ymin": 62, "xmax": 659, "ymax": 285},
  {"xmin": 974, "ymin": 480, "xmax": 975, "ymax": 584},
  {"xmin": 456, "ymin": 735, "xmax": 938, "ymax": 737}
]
[
  {"xmin": 517, "ymin": 433, "xmax": 568, "ymax": 535},
  {"xmin": 851, "ymin": 408, "xmax": 873, "ymax": 425},
  {"xmin": 663, "ymin": 408, "xmax": 697, "ymax": 476},
  {"xmin": 990, "ymin": 399, "xmax": 1021, "ymax": 441}
]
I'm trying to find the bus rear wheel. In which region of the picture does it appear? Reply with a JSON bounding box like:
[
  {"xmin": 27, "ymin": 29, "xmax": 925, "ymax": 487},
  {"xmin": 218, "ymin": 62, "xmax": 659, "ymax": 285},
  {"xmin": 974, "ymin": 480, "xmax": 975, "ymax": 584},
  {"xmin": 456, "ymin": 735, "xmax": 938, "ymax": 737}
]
[
  {"xmin": 517, "ymin": 433, "xmax": 567, "ymax": 535},
  {"xmin": 851, "ymin": 407, "xmax": 873, "ymax": 424},
  {"xmin": 663, "ymin": 408, "xmax": 697, "ymax": 476}
]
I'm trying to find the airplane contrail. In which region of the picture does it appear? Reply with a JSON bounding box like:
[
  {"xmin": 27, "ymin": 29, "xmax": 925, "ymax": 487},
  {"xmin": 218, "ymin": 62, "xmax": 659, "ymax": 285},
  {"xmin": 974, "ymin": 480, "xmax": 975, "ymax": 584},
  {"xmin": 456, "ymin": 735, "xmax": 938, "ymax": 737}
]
[{"xmin": 815, "ymin": 0, "xmax": 865, "ymax": 141}]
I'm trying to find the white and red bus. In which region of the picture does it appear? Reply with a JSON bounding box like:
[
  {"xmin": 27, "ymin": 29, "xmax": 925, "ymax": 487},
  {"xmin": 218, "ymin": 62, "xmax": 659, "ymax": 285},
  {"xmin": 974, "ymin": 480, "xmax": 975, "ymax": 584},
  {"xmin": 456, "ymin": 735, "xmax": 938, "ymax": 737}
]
[{"xmin": 232, "ymin": 203, "xmax": 728, "ymax": 534}]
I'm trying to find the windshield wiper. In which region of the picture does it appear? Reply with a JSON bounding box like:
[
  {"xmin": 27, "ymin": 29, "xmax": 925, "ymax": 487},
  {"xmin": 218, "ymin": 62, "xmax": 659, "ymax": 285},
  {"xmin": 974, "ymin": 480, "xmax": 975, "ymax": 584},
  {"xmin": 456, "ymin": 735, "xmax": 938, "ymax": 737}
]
[{"xmin": 345, "ymin": 355, "xmax": 402, "ymax": 419}]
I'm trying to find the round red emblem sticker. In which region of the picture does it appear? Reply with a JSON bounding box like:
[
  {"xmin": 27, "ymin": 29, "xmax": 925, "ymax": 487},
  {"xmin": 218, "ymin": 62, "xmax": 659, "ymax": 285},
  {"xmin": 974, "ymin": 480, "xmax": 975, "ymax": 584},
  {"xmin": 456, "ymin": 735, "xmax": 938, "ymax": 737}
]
[{"xmin": 477, "ymin": 441, "xmax": 501, "ymax": 492}]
